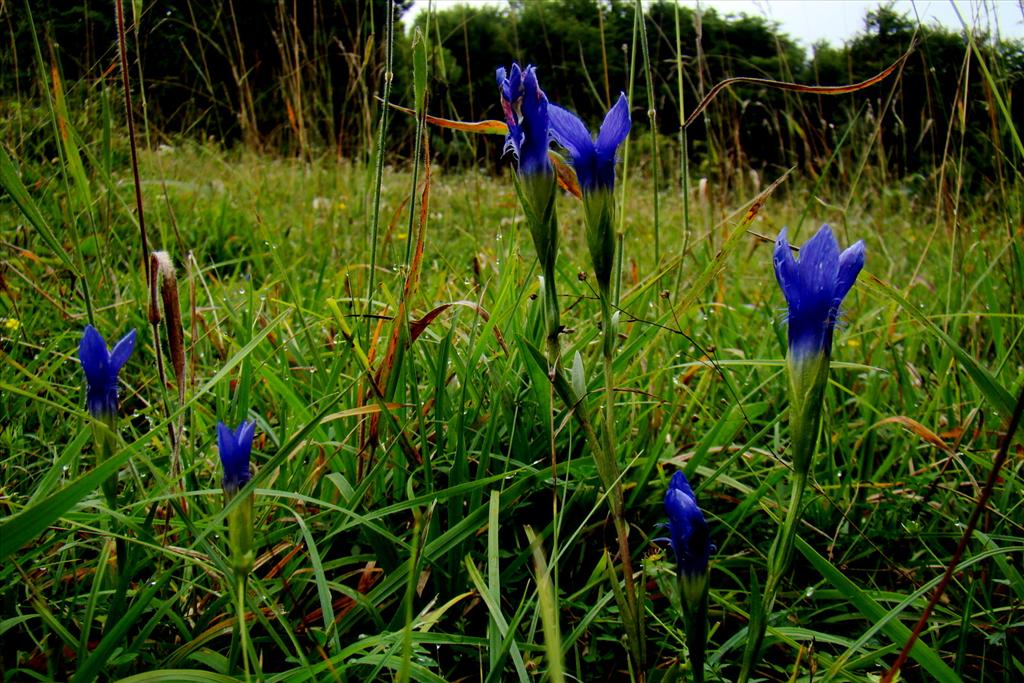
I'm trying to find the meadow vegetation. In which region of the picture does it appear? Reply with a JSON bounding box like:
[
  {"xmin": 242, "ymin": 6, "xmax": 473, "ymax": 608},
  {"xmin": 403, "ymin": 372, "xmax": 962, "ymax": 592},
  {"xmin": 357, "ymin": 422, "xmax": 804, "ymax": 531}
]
[{"xmin": 1, "ymin": 1, "xmax": 1022, "ymax": 682}]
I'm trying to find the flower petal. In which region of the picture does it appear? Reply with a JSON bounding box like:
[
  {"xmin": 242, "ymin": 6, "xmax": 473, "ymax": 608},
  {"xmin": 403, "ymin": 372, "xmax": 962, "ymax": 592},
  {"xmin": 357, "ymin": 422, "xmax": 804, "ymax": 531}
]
[
  {"xmin": 219, "ymin": 420, "xmax": 254, "ymax": 492},
  {"xmin": 237, "ymin": 420, "xmax": 256, "ymax": 454},
  {"xmin": 798, "ymin": 225, "xmax": 840, "ymax": 306},
  {"xmin": 663, "ymin": 472, "xmax": 713, "ymax": 578},
  {"xmin": 79, "ymin": 325, "xmax": 110, "ymax": 383},
  {"xmin": 548, "ymin": 104, "xmax": 593, "ymax": 163},
  {"xmin": 518, "ymin": 66, "xmax": 551, "ymax": 175},
  {"xmin": 665, "ymin": 489, "xmax": 695, "ymax": 548},
  {"xmin": 497, "ymin": 63, "xmax": 522, "ymax": 154},
  {"xmin": 773, "ymin": 229, "xmax": 798, "ymax": 308},
  {"xmin": 217, "ymin": 421, "xmax": 234, "ymax": 462},
  {"xmin": 549, "ymin": 104, "xmax": 598, "ymax": 190},
  {"xmin": 665, "ymin": 488, "xmax": 710, "ymax": 574},
  {"xmin": 669, "ymin": 470, "xmax": 696, "ymax": 500},
  {"xmin": 498, "ymin": 63, "xmax": 521, "ymax": 103},
  {"xmin": 109, "ymin": 329, "xmax": 137, "ymax": 373},
  {"xmin": 833, "ymin": 239, "xmax": 866, "ymax": 308},
  {"xmin": 774, "ymin": 224, "xmax": 865, "ymax": 359},
  {"xmin": 595, "ymin": 92, "xmax": 630, "ymax": 161}
]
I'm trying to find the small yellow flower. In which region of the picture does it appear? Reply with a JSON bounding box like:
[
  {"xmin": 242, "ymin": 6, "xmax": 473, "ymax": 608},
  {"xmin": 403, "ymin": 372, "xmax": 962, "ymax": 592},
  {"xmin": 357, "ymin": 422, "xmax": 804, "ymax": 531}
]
[{"xmin": 3, "ymin": 318, "xmax": 19, "ymax": 331}]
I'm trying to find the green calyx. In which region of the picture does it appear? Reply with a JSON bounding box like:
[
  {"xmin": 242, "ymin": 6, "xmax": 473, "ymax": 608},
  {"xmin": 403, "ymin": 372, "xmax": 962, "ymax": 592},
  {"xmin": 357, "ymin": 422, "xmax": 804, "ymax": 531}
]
[
  {"xmin": 582, "ymin": 187, "xmax": 616, "ymax": 298},
  {"xmin": 515, "ymin": 171, "xmax": 562, "ymax": 358},
  {"xmin": 787, "ymin": 351, "xmax": 830, "ymax": 475},
  {"xmin": 679, "ymin": 569, "xmax": 708, "ymax": 609},
  {"xmin": 226, "ymin": 491, "xmax": 255, "ymax": 577},
  {"xmin": 517, "ymin": 172, "xmax": 559, "ymax": 276},
  {"xmin": 679, "ymin": 570, "xmax": 709, "ymax": 683}
]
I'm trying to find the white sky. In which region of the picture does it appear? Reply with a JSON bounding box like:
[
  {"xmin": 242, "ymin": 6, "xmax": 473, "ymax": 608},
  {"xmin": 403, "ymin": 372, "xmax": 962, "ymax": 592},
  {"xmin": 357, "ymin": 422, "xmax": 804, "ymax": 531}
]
[{"xmin": 405, "ymin": 1, "xmax": 1024, "ymax": 47}]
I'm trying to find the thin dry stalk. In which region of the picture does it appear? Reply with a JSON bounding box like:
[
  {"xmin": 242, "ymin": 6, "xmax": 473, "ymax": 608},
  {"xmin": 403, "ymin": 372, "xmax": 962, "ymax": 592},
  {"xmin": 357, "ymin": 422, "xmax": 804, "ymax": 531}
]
[
  {"xmin": 115, "ymin": 0, "xmax": 149, "ymax": 287},
  {"xmin": 150, "ymin": 251, "xmax": 188, "ymax": 484},
  {"xmin": 882, "ymin": 384, "xmax": 1024, "ymax": 681}
]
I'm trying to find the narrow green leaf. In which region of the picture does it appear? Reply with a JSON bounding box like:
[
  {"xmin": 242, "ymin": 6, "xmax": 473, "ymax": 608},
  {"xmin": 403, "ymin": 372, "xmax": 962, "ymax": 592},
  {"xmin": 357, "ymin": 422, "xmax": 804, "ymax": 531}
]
[
  {"xmin": 465, "ymin": 554, "xmax": 530, "ymax": 682},
  {"xmin": 292, "ymin": 505, "xmax": 342, "ymax": 657},
  {"xmin": 0, "ymin": 145, "xmax": 78, "ymax": 272},
  {"xmin": 863, "ymin": 275, "xmax": 1014, "ymax": 416},
  {"xmin": 796, "ymin": 536, "xmax": 961, "ymax": 683},
  {"xmin": 526, "ymin": 526, "xmax": 564, "ymax": 683},
  {"xmin": 111, "ymin": 672, "xmax": 241, "ymax": 683},
  {"xmin": 71, "ymin": 572, "xmax": 173, "ymax": 683}
]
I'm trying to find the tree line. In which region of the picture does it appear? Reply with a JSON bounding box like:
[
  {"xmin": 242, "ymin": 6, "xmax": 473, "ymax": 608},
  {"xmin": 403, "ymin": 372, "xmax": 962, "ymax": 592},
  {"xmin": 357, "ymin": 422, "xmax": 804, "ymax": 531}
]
[{"xmin": 4, "ymin": 1, "xmax": 1021, "ymax": 188}]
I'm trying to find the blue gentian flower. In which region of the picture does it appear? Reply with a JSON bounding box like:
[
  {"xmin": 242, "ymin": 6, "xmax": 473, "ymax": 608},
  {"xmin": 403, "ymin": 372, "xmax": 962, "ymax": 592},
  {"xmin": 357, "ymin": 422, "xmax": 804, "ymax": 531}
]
[
  {"xmin": 741, "ymin": 226, "xmax": 865, "ymax": 681},
  {"xmin": 664, "ymin": 471, "xmax": 713, "ymax": 579},
  {"xmin": 498, "ymin": 63, "xmax": 562, "ymax": 363},
  {"xmin": 548, "ymin": 93, "xmax": 630, "ymax": 193},
  {"xmin": 218, "ymin": 420, "xmax": 255, "ymax": 495},
  {"xmin": 496, "ymin": 63, "xmax": 552, "ymax": 177},
  {"xmin": 78, "ymin": 325, "xmax": 136, "ymax": 419},
  {"xmin": 774, "ymin": 225, "xmax": 865, "ymax": 361},
  {"xmin": 663, "ymin": 469, "xmax": 713, "ymax": 683}
]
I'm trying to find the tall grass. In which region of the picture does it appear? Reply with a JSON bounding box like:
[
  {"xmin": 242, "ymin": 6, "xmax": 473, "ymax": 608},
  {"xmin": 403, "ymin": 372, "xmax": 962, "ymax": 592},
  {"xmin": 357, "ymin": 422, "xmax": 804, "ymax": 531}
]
[{"xmin": 1, "ymin": 2, "xmax": 1022, "ymax": 682}]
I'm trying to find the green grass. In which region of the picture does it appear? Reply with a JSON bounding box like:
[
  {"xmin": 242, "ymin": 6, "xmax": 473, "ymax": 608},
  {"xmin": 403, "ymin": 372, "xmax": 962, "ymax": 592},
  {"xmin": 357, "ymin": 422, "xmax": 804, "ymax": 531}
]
[
  {"xmin": 1, "ymin": 128, "xmax": 1021, "ymax": 681},
  {"xmin": 2, "ymin": 10, "xmax": 1024, "ymax": 674}
]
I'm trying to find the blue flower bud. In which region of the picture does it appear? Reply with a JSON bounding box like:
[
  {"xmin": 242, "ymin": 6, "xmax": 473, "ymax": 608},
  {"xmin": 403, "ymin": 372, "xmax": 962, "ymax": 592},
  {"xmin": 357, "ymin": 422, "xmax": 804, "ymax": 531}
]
[
  {"xmin": 664, "ymin": 471, "xmax": 713, "ymax": 581},
  {"xmin": 218, "ymin": 420, "xmax": 255, "ymax": 496},
  {"xmin": 78, "ymin": 325, "xmax": 136, "ymax": 419},
  {"xmin": 663, "ymin": 470, "xmax": 713, "ymax": 682},
  {"xmin": 496, "ymin": 63, "xmax": 552, "ymax": 178},
  {"xmin": 774, "ymin": 225, "xmax": 865, "ymax": 361}
]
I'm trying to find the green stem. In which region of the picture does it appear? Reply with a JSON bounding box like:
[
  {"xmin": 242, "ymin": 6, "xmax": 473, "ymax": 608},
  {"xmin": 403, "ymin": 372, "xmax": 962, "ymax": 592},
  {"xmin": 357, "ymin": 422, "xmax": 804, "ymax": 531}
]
[
  {"xmin": 599, "ymin": 291, "xmax": 642, "ymax": 671},
  {"xmin": 544, "ymin": 268, "xmax": 561, "ymax": 374},
  {"xmin": 741, "ymin": 352, "xmax": 828, "ymax": 680},
  {"xmin": 739, "ymin": 468, "xmax": 809, "ymax": 682},
  {"xmin": 634, "ymin": 0, "xmax": 660, "ymax": 264},
  {"xmin": 364, "ymin": 0, "xmax": 396, "ymax": 346},
  {"xmin": 94, "ymin": 418, "xmax": 126, "ymax": 586},
  {"xmin": 680, "ymin": 579, "xmax": 708, "ymax": 683},
  {"xmin": 236, "ymin": 572, "xmax": 251, "ymax": 683},
  {"xmin": 514, "ymin": 173, "xmax": 560, "ymax": 371},
  {"xmin": 535, "ymin": 337, "xmax": 641, "ymax": 670}
]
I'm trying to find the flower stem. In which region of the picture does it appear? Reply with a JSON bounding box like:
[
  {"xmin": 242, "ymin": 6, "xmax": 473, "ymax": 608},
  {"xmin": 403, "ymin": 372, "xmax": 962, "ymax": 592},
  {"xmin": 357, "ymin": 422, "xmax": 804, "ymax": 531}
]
[
  {"xmin": 599, "ymin": 292, "xmax": 643, "ymax": 671},
  {"xmin": 543, "ymin": 267, "xmax": 561, "ymax": 373},
  {"xmin": 534, "ymin": 323, "xmax": 641, "ymax": 672},
  {"xmin": 235, "ymin": 572, "xmax": 251, "ymax": 682},
  {"xmin": 739, "ymin": 468, "xmax": 809, "ymax": 682},
  {"xmin": 680, "ymin": 578, "xmax": 709, "ymax": 683},
  {"xmin": 94, "ymin": 418, "xmax": 126, "ymax": 585}
]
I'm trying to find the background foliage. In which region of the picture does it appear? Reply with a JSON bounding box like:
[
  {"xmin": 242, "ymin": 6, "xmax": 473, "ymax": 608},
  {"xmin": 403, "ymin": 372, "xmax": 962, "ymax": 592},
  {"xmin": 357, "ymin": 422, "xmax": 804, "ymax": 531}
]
[{"xmin": 4, "ymin": 1, "xmax": 1022, "ymax": 185}]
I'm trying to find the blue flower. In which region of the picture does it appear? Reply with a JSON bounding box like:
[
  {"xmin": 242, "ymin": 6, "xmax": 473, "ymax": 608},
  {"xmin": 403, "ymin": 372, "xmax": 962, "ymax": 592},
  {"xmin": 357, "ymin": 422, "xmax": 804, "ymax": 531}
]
[
  {"xmin": 496, "ymin": 63, "xmax": 551, "ymax": 177},
  {"xmin": 774, "ymin": 225, "xmax": 865, "ymax": 361},
  {"xmin": 548, "ymin": 93, "xmax": 630, "ymax": 193},
  {"xmin": 218, "ymin": 420, "xmax": 255, "ymax": 495},
  {"xmin": 78, "ymin": 325, "xmax": 136, "ymax": 419},
  {"xmin": 664, "ymin": 471, "xmax": 713, "ymax": 579}
]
